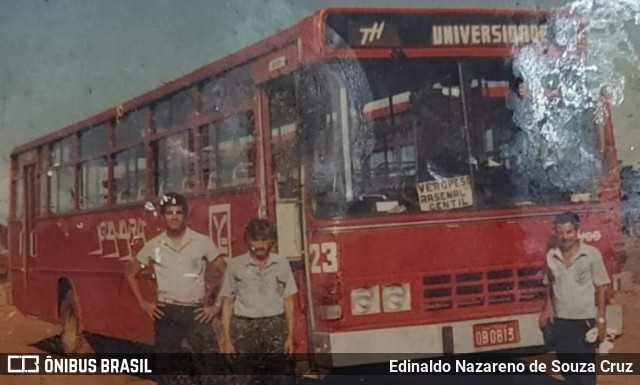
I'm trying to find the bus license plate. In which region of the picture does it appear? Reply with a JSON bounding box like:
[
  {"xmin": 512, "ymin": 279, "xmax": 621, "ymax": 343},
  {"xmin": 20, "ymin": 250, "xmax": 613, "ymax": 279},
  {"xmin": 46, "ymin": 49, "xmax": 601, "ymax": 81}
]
[{"xmin": 473, "ymin": 320, "xmax": 520, "ymax": 347}]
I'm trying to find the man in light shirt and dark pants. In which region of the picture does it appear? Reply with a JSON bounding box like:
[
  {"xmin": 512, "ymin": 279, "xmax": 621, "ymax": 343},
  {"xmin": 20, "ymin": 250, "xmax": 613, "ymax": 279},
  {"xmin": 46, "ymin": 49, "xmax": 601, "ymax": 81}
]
[
  {"xmin": 539, "ymin": 211, "xmax": 611, "ymax": 385},
  {"xmin": 219, "ymin": 218, "xmax": 298, "ymax": 384},
  {"xmin": 126, "ymin": 192, "xmax": 225, "ymax": 383}
]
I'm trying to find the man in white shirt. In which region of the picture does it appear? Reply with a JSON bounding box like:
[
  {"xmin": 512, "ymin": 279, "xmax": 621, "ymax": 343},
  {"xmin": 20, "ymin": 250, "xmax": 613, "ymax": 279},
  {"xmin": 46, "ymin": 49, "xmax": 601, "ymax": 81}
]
[
  {"xmin": 126, "ymin": 192, "xmax": 224, "ymax": 354},
  {"xmin": 540, "ymin": 211, "xmax": 610, "ymax": 385}
]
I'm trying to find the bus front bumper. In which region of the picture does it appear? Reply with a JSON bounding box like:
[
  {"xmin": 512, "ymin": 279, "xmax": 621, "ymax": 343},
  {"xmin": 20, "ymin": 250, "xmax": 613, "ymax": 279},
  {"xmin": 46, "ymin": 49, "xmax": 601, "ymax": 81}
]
[{"xmin": 311, "ymin": 305, "xmax": 623, "ymax": 367}]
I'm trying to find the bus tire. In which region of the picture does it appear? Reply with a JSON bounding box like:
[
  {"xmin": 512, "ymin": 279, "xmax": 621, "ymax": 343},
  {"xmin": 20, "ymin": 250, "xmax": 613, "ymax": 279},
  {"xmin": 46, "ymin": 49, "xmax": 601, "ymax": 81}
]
[{"xmin": 59, "ymin": 291, "xmax": 93, "ymax": 354}]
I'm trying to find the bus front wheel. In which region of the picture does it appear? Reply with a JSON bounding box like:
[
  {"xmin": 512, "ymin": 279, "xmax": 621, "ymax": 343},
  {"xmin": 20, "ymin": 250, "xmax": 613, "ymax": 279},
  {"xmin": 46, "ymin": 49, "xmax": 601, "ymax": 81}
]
[{"xmin": 59, "ymin": 291, "xmax": 93, "ymax": 353}]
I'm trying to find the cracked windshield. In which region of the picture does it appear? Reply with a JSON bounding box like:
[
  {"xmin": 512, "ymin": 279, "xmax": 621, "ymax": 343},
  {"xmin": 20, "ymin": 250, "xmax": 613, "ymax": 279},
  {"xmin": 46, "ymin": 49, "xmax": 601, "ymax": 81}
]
[{"xmin": 1, "ymin": 0, "xmax": 640, "ymax": 384}]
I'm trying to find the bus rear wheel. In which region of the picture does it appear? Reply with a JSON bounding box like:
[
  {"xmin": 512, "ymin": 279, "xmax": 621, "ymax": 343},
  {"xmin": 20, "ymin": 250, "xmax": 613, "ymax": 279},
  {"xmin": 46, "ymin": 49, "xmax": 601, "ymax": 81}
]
[{"xmin": 59, "ymin": 291, "xmax": 93, "ymax": 353}]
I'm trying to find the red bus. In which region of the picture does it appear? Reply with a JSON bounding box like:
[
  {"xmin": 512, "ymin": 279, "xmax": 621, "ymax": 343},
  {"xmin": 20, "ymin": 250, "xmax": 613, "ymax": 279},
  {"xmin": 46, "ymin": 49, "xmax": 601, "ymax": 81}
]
[{"xmin": 9, "ymin": 7, "xmax": 625, "ymax": 368}]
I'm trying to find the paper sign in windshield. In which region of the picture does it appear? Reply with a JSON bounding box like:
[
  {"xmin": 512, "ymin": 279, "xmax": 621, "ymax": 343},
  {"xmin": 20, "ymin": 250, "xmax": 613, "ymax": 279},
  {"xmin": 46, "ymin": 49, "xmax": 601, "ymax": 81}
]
[{"xmin": 416, "ymin": 175, "xmax": 473, "ymax": 211}]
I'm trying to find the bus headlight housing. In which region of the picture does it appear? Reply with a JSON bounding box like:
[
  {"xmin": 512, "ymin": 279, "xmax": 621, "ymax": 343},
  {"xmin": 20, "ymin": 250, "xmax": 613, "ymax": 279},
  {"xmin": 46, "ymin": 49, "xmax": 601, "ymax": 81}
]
[
  {"xmin": 382, "ymin": 283, "xmax": 411, "ymax": 312},
  {"xmin": 350, "ymin": 286, "xmax": 380, "ymax": 315}
]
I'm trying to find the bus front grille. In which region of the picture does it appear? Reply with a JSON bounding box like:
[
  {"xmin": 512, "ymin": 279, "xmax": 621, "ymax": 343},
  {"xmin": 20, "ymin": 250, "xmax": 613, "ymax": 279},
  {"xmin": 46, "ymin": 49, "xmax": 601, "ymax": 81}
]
[{"xmin": 422, "ymin": 264, "xmax": 545, "ymax": 311}]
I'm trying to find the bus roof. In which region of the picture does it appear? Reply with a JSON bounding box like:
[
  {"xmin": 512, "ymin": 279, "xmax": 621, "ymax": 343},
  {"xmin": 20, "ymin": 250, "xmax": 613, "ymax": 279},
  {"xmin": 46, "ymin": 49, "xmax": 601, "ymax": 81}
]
[{"xmin": 11, "ymin": 6, "xmax": 553, "ymax": 157}]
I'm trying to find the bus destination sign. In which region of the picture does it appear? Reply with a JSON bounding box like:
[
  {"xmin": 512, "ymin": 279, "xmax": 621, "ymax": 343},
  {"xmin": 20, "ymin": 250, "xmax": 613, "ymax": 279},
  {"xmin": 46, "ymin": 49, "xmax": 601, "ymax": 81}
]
[{"xmin": 325, "ymin": 12, "xmax": 549, "ymax": 48}]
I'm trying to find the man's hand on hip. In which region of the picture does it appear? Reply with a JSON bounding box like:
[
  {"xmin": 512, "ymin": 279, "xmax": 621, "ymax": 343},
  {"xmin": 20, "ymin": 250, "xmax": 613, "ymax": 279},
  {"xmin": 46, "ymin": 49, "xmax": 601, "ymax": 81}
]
[
  {"xmin": 194, "ymin": 305, "xmax": 221, "ymax": 323},
  {"xmin": 140, "ymin": 301, "xmax": 165, "ymax": 320}
]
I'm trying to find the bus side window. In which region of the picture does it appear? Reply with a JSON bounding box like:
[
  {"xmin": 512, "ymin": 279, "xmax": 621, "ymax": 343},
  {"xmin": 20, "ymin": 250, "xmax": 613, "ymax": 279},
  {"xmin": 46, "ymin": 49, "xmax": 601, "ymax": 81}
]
[
  {"xmin": 38, "ymin": 146, "xmax": 49, "ymax": 216},
  {"xmin": 115, "ymin": 109, "xmax": 145, "ymax": 147},
  {"xmin": 201, "ymin": 67, "xmax": 253, "ymax": 115},
  {"xmin": 152, "ymin": 132, "xmax": 196, "ymax": 195},
  {"xmin": 268, "ymin": 78, "xmax": 301, "ymax": 200},
  {"xmin": 11, "ymin": 157, "xmax": 24, "ymax": 220},
  {"xmin": 200, "ymin": 127, "xmax": 217, "ymax": 190},
  {"xmin": 152, "ymin": 88, "xmax": 196, "ymax": 133},
  {"xmin": 206, "ymin": 172, "xmax": 217, "ymax": 190},
  {"xmin": 137, "ymin": 186, "xmax": 146, "ymax": 201},
  {"xmin": 114, "ymin": 146, "xmax": 147, "ymax": 204},
  {"xmin": 215, "ymin": 112, "xmax": 256, "ymax": 187},
  {"xmin": 182, "ymin": 176, "xmax": 196, "ymax": 192},
  {"xmin": 79, "ymin": 157, "xmax": 108, "ymax": 210},
  {"xmin": 50, "ymin": 137, "xmax": 75, "ymax": 213},
  {"xmin": 78, "ymin": 124, "xmax": 109, "ymax": 210}
]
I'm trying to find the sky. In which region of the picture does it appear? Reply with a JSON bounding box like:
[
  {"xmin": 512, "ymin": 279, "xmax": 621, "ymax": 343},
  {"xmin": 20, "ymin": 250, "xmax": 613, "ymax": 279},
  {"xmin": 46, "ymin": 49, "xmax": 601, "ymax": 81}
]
[{"xmin": 0, "ymin": 0, "xmax": 638, "ymax": 221}]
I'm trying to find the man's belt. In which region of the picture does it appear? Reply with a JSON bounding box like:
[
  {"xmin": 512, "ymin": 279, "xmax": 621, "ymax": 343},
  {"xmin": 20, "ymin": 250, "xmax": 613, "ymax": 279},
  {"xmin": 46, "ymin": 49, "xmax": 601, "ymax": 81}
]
[
  {"xmin": 158, "ymin": 298, "xmax": 202, "ymax": 307},
  {"xmin": 234, "ymin": 314, "xmax": 284, "ymax": 320}
]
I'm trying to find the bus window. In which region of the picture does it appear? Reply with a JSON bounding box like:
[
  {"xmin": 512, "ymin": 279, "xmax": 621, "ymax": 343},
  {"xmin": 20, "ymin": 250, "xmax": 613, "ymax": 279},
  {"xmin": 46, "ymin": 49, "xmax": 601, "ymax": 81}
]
[
  {"xmin": 114, "ymin": 146, "xmax": 146, "ymax": 204},
  {"xmin": 364, "ymin": 92, "xmax": 417, "ymax": 180},
  {"xmin": 298, "ymin": 64, "xmax": 349, "ymax": 219},
  {"xmin": 200, "ymin": 123, "xmax": 217, "ymax": 190},
  {"xmin": 268, "ymin": 78, "xmax": 300, "ymax": 200},
  {"xmin": 201, "ymin": 67, "xmax": 253, "ymax": 115},
  {"xmin": 78, "ymin": 124, "xmax": 109, "ymax": 209},
  {"xmin": 152, "ymin": 88, "xmax": 195, "ymax": 132},
  {"xmin": 11, "ymin": 156, "xmax": 24, "ymax": 219},
  {"xmin": 50, "ymin": 137, "xmax": 75, "ymax": 213},
  {"xmin": 79, "ymin": 124, "xmax": 108, "ymax": 159},
  {"xmin": 307, "ymin": 59, "xmax": 469, "ymax": 217},
  {"xmin": 306, "ymin": 57, "xmax": 604, "ymax": 218},
  {"xmin": 79, "ymin": 158, "xmax": 108, "ymax": 209},
  {"xmin": 357, "ymin": 59, "xmax": 469, "ymax": 185},
  {"xmin": 153, "ymin": 132, "xmax": 195, "ymax": 195},
  {"xmin": 463, "ymin": 58, "xmax": 601, "ymax": 207},
  {"xmin": 215, "ymin": 112, "xmax": 255, "ymax": 187},
  {"xmin": 39, "ymin": 147, "xmax": 49, "ymax": 215},
  {"xmin": 115, "ymin": 109, "xmax": 145, "ymax": 146}
]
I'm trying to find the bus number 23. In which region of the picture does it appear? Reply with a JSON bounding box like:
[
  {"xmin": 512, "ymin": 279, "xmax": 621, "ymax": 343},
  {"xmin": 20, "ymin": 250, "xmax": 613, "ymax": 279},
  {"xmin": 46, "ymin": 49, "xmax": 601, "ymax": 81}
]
[{"xmin": 309, "ymin": 242, "xmax": 339, "ymax": 274}]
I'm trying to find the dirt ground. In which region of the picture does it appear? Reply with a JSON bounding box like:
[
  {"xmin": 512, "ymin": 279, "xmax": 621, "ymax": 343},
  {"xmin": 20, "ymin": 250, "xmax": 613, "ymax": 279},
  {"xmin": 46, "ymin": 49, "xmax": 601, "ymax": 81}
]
[
  {"xmin": 597, "ymin": 236, "xmax": 640, "ymax": 385},
  {"xmin": 0, "ymin": 304, "xmax": 153, "ymax": 385},
  {"xmin": 1, "ymin": 238, "xmax": 640, "ymax": 385}
]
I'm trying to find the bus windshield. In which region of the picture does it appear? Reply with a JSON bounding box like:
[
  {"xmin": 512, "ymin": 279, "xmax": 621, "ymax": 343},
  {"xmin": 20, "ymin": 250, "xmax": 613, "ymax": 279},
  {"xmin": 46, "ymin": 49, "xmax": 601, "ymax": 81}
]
[{"xmin": 306, "ymin": 57, "xmax": 604, "ymax": 219}]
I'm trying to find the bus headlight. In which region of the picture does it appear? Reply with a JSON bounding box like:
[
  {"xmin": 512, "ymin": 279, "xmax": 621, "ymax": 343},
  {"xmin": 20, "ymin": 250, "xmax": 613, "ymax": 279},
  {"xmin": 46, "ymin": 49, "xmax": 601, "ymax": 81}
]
[
  {"xmin": 350, "ymin": 286, "xmax": 380, "ymax": 315},
  {"xmin": 382, "ymin": 283, "xmax": 411, "ymax": 312}
]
